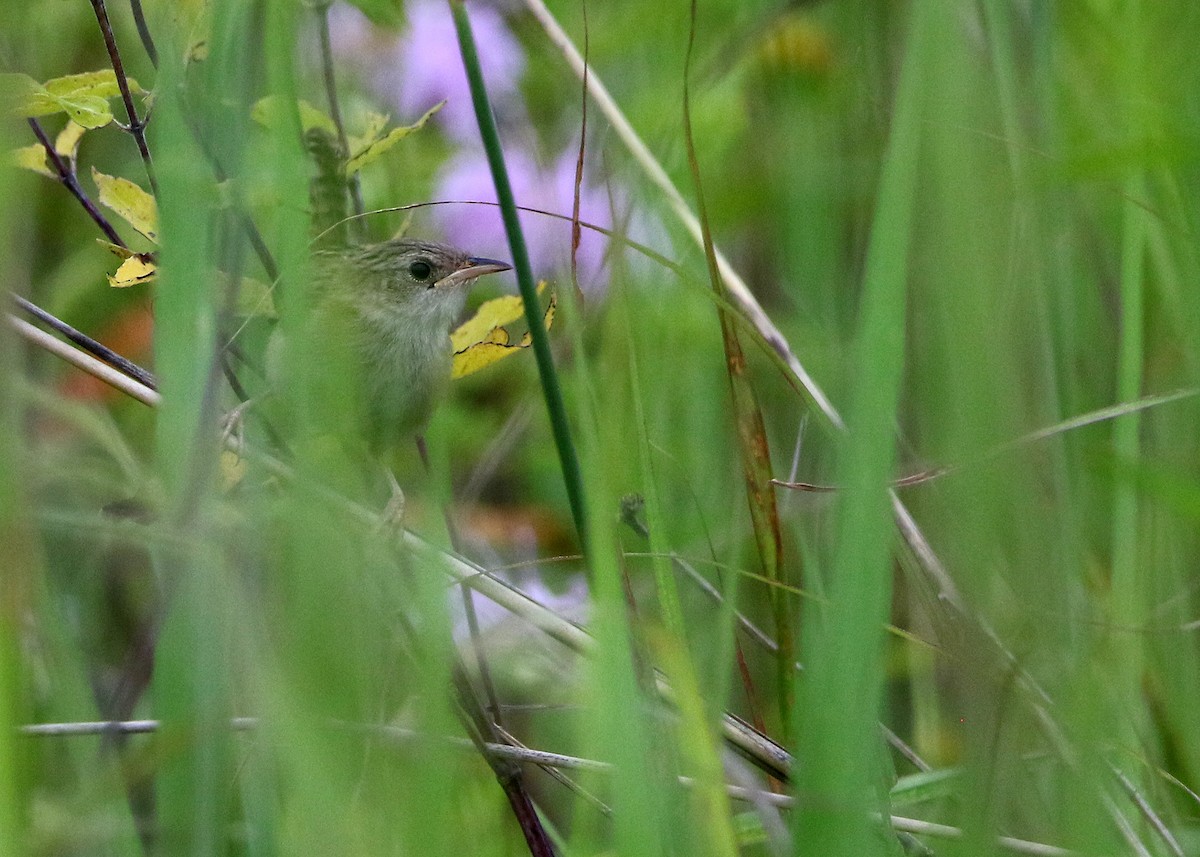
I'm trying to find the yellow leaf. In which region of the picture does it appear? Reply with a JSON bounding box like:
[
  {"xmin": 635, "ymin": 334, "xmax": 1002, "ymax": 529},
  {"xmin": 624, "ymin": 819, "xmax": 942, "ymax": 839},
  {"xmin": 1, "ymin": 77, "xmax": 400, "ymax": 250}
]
[
  {"xmin": 452, "ymin": 341, "xmax": 525, "ymax": 380},
  {"xmin": 54, "ymin": 121, "xmax": 86, "ymax": 160},
  {"xmin": 220, "ymin": 450, "xmax": 247, "ymax": 492},
  {"xmin": 107, "ymin": 254, "xmax": 157, "ymax": 288},
  {"xmin": 97, "ymin": 240, "xmax": 137, "ymax": 259},
  {"xmin": 450, "ymin": 285, "xmax": 556, "ymax": 379},
  {"xmin": 518, "ymin": 292, "xmax": 557, "ymax": 346},
  {"xmin": 8, "ymin": 122, "xmax": 85, "ymax": 179},
  {"xmin": 9, "ymin": 144, "xmax": 53, "ymax": 178},
  {"xmin": 451, "ymin": 295, "xmax": 522, "ymax": 351},
  {"xmin": 346, "ymin": 100, "xmax": 443, "ymax": 175},
  {"xmin": 450, "ymin": 281, "xmax": 546, "ymax": 351},
  {"xmin": 92, "ymin": 167, "xmax": 158, "ymax": 243}
]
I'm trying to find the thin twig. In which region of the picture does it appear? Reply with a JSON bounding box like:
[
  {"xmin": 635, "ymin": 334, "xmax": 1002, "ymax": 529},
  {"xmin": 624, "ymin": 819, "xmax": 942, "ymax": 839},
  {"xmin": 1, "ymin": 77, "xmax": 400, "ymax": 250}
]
[
  {"xmin": 27, "ymin": 118, "xmax": 126, "ymax": 247},
  {"xmin": 89, "ymin": 0, "xmax": 159, "ymax": 195},
  {"xmin": 183, "ymin": 113, "xmax": 280, "ymax": 283},
  {"xmin": 19, "ymin": 718, "xmax": 1076, "ymax": 856},
  {"xmin": 7, "ymin": 315, "xmax": 159, "ymax": 407},
  {"xmin": 1111, "ymin": 765, "xmax": 1186, "ymax": 857},
  {"xmin": 314, "ymin": 2, "xmax": 366, "ymax": 233},
  {"xmin": 12, "ymin": 296, "xmax": 157, "ymax": 390},
  {"xmin": 452, "ymin": 667, "xmax": 557, "ymax": 857},
  {"xmin": 495, "ymin": 724, "xmax": 612, "ymax": 817}
]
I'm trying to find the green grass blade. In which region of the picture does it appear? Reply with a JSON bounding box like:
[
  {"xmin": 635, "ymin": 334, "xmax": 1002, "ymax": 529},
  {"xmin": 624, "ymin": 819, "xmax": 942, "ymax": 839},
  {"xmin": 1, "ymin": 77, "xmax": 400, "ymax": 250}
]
[{"xmin": 792, "ymin": 1, "xmax": 931, "ymax": 853}]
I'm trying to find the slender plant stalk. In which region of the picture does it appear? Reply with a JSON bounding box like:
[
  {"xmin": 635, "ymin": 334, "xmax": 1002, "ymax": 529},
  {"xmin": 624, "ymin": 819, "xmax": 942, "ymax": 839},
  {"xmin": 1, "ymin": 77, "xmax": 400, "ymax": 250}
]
[
  {"xmin": 314, "ymin": 1, "xmax": 366, "ymax": 233},
  {"xmin": 680, "ymin": 0, "xmax": 792, "ymax": 738},
  {"xmin": 6, "ymin": 315, "xmax": 160, "ymax": 406},
  {"xmin": 26, "ymin": 119, "xmax": 126, "ymax": 247},
  {"xmin": 520, "ymin": 0, "xmax": 841, "ymax": 428},
  {"xmin": 792, "ymin": 0, "xmax": 926, "ymax": 852},
  {"xmin": 13, "ymin": 719, "xmax": 1076, "ymax": 856},
  {"xmin": 449, "ymin": 0, "xmax": 590, "ymax": 561},
  {"xmin": 11, "ymin": 296, "xmax": 157, "ymax": 390},
  {"xmin": 89, "ymin": 0, "xmax": 159, "ymax": 196},
  {"xmin": 567, "ymin": 0, "xmax": 588, "ymax": 298},
  {"xmin": 129, "ymin": 0, "xmax": 158, "ymax": 67}
]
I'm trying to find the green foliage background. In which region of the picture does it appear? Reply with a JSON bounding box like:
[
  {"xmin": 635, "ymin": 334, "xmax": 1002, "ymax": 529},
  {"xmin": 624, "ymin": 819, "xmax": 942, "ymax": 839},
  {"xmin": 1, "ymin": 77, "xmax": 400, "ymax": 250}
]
[{"xmin": 2, "ymin": 1, "xmax": 1200, "ymax": 856}]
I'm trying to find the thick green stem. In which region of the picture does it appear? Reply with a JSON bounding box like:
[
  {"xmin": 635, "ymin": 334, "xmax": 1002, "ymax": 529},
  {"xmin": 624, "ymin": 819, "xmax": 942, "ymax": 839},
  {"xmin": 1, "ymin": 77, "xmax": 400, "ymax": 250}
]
[{"xmin": 449, "ymin": 0, "xmax": 590, "ymax": 560}]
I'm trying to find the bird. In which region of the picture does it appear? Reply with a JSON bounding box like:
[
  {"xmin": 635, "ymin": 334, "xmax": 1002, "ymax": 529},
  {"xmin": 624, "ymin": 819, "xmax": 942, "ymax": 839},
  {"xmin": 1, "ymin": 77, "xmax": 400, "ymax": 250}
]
[{"xmin": 300, "ymin": 237, "xmax": 512, "ymax": 455}]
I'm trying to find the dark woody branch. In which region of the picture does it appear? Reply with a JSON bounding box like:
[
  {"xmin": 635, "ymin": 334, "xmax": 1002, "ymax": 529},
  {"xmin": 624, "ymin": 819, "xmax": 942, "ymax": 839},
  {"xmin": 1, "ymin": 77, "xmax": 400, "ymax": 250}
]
[{"xmin": 89, "ymin": 0, "xmax": 158, "ymax": 195}]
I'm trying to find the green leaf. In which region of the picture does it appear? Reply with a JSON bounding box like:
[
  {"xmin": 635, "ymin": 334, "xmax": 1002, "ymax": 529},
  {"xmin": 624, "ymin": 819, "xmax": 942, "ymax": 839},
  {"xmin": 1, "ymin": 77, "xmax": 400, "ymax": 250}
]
[
  {"xmin": 42, "ymin": 69, "xmax": 144, "ymax": 100},
  {"xmin": 889, "ymin": 768, "xmax": 961, "ymax": 808},
  {"xmin": 0, "ymin": 73, "xmax": 42, "ymax": 111},
  {"xmin": 250, "ymin": 96, "xmax": 336, "ymax": 135},
  {"xmin": 55, "ymin": 95, "xmax": 112, "ymax": 129},
  {"xmin": 345, "ymin": 101, "xmax": 443, "ymax": 175},
  {"xmin": 92, "ymin": 167, "xmax": 159, "ymax": 243}
]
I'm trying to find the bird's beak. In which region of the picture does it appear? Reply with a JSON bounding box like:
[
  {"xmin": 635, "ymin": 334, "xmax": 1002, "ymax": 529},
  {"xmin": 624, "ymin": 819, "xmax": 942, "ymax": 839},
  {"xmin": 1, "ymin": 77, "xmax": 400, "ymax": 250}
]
[{"xmin": 435, "ymin": 256, "xmax": 512, "ymax": 288}]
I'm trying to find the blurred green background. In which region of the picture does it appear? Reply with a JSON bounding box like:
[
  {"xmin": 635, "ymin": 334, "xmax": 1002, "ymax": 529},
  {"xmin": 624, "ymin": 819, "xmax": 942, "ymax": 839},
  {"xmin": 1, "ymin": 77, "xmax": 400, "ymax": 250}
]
[{"xmin": 2, "ymin": 0, "xmax": 1200, "ymax": 855}]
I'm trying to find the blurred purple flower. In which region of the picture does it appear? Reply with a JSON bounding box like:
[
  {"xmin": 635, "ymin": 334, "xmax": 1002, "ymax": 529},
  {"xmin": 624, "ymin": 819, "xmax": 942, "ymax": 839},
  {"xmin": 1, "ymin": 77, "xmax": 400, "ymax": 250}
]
[
  {"xmin": 434, "ymin": 147, "xmax": 639, "ymax": 293},
  {"xmin": 328, "ymin": 2, "xmax": 669, "ymax": 291},
  {"xmin": 330, "ymin": 0, "xmax": 525, "ymax": 141}
]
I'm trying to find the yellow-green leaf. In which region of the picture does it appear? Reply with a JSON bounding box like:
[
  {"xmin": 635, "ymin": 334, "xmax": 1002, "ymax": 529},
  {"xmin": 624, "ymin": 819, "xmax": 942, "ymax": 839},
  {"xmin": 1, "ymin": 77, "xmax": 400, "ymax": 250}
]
[
  {"xmin": 97, "ymin": 240, "xmax": 138, "ymax": 259},
  {"xmin": 9, "ymin": 144, "xmax": 53, "ymax": 178},
  {"xmin": 0, "ymin": 73, "xmax": 109, "ymax": 127},
  {"xmin": 346, "ymin": 101, "xmax": 443, "ymax": 175},
  {"xmin": 0, "ymin": 73, "xmax": 45, "ymax": 114},
  {"xmin": 220, "ymin": 450, "xmax": 247, "ymax": 491},
  {"xmin": 42, "ymin": 70, "xmax": 143, "ymax": 100},
  {"xmin": 55, "ymin": 120, "xmax": 87, "ymax": 160},
  {"xmin": 107, "ymin": 254, "xmax": 157, "ymax": 288},
  {"xmin": 92, "ymin": 167, "xmax": 158, "ymax": 243},
  {"xmin": 347, "ymin": 110, "xmax": 390, "ymax": 154},
  {"xmin": 54, "ymin": 94, "xmax": 112, "ymax": 129},
  {"xmin": 1, "ymin": 71, "xmax": 142, "ymax": 129},
  {"xmin": 231, "ymin": 274, "xmax": 278, "ymax": 319},
  {"xmin": 251, "ymin": 96, "xmax": 336, "ymax": 135}
]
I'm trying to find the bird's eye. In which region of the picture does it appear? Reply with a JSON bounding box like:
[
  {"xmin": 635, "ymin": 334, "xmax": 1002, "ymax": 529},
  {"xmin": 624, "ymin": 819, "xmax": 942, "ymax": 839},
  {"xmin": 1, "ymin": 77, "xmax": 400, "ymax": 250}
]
[{"xmin": 408, "ymin": 260, "xmax": 433, "ymax": 282}]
